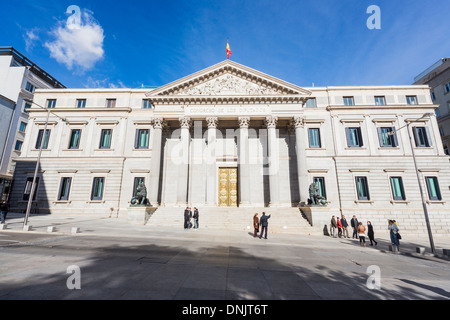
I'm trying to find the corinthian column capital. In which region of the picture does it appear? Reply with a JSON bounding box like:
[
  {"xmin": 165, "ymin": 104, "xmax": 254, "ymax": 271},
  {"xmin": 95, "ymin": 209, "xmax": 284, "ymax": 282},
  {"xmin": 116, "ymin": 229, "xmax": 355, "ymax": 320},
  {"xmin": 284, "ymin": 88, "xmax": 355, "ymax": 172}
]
[
  {"xmin": 265, "ymin": 116, "xmax": 278, "ymax": 129},
  {"xmin": 151, "ymin": 117, "xmax": 165, "ymax": 129},
  {"xmin": 179, "ymin": 116, "xmax": 192, "ymax": 129},
  {"xmin": 238, "ymin": 117, "xmax": 250, "ymax": 129},
  {"xmin": 206, "ymin": 117, "xmax": 219, "ymax": 129}
]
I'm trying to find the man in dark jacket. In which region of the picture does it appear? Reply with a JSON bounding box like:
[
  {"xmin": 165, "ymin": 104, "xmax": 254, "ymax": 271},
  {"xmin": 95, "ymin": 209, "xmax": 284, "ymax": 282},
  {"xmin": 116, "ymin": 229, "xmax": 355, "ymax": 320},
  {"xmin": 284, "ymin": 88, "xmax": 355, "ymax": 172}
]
[
  {"xmin": 351, "ymin": 215, "xmax": 359, "ymax": 239},
  {"xmin": 0, "ymin": 200, "xmax": 8, "ymax": 224},
  {"xmin": 259, "ymin": 212, "xmax": 271, "ymax": 239},
  {"xmin": 184, "ymin": 207, "xmax": 191, "ymax": 230},
  {"xmin": 341, "ymin": 215, "xmax": 349, "ymax": 238},
  {"xmin": 193, "ymin": 207, "xmax": 199, "ymax": 229}
]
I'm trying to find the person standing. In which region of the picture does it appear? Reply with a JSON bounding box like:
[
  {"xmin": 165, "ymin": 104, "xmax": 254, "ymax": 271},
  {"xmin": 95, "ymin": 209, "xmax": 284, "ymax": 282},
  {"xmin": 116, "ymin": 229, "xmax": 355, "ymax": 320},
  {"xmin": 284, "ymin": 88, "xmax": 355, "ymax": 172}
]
[
  {"xmin": 330, "ymin": 216, "xmax": 337, "ymax": 238},
  {"xmin": 193, "ymin": 207, "xmax": 199, "ymax": 229},
  {"xmin": 253, "ymin": 213, "xmax": 259, "ymax": 238},
  {"xmin": 0, "ymin": 200, "xmax": 8, "ymax": 224},
  {"xmin": 184, "ymin": 207, "xmax": 190, "ymax": 230},
  {"xmin": 341, "ymin": 215, "xmax": 349, "ymax": 238},
  {"xmin": 336, "ymin": 217, "xmax": 342, "ymax": 238},
  {"xmin": 367, "ymin": 221, "xmax": 377, "ymax": 246},
  {"xmin": 357, "ymin": 222, "xmax": 366, "ymax": 247},
  {"xmin": 351, "ymin": 215, "xmax": 359, "ymax": 239},
  {"xmin": 388, "ymin": 220, "xmax": 400, "ymax": 252},
  {"xmin": 259, "ymin": 212, "xmax": 271, "ymax": 239}
]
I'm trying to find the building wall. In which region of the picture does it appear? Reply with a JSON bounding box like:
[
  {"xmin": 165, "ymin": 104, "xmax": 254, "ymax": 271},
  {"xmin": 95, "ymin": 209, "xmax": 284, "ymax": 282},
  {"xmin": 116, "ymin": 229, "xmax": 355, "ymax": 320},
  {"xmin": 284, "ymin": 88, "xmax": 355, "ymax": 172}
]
[{"xmin": 9, "ymin": 77, "xmax": 450, "ymax": 236}]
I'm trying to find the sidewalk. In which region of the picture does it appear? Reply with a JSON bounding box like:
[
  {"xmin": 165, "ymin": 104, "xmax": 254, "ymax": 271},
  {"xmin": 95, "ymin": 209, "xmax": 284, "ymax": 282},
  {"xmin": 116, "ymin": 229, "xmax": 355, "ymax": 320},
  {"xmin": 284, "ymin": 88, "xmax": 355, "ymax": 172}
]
[{"xmin": 2, "ymin": 212, "xmax": 450, "ymax": 259}]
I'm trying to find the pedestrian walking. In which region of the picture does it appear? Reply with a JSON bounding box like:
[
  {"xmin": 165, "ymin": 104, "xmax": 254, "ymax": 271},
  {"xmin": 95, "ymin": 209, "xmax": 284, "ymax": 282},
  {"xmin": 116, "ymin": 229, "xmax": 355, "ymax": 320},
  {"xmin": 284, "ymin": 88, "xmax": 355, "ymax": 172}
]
[
  {"xmin": 0, "ymin": 200, "xmax": 8, "ymax": 224},
  {"xmin": 367, "ymin": 221, "xmax": 377, "ymax": 246},
  {"xmin": 351, "ymin": 215, "xmax": 359, "ymax": 239},
  {"xmin": 193, "ymin": 207, "xmax": 199, "ymax": 229},
  {"xmin": 330, "ymin": 216, "xmax": 337, "ymax": 237},
  {"xmin": 337, "ymin": 217, "xmax": 342, "ymax": 238},
  {"xmin": 253, "ymin": 213, "xmax": 259, "ymax": 238},
  {"xmin": 259, "ymin": 212, "xmax": 271, "ymax": 239},
  {"xmin": 388, "ymin": 220, "xmax": 400, "ymax": 252},
  {"xmin": 341, "ymin": 215, "xmax": 349, "ymax": 238},
  {"xmin": 357, "ymin": 222, "xmax": 366, "ymax": 247}
]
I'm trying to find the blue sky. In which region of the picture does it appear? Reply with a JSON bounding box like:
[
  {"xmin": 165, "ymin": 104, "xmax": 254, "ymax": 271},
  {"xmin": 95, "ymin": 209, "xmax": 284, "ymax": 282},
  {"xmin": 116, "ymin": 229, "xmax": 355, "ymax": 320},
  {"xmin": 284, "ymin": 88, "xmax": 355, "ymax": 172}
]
[{"xmin": 1, "ymin": 0, "xmax": 449, "ymax": 89}]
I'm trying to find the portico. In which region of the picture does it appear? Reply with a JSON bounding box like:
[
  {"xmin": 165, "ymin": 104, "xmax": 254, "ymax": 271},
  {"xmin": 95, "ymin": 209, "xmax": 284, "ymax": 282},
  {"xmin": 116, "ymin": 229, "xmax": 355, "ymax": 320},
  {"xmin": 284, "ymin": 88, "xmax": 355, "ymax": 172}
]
[{"xmin": 144, "ymin": 60, "xmax": 312, "ymax": 207}]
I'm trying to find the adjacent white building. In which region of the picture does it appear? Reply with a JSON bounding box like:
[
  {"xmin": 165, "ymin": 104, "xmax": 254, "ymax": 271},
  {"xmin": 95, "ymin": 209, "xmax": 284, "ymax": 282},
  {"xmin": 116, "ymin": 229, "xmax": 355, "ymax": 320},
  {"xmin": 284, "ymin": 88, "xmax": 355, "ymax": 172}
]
[
  {"xmin": 0, "ymin": 47, "xmax": 65, "ymax": 200},
  {"xmin": 414, "ymin": 58, "xmax": 450, "ymax": 155},
  {"xmin": 10, "ymin": 60, "xmax": 450, "ymax": 237}
]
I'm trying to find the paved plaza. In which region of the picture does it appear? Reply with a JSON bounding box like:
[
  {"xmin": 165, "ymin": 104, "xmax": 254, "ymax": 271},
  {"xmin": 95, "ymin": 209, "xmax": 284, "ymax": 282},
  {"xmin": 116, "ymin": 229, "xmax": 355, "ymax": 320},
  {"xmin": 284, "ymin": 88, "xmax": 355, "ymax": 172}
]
[{"xmin": 0, "ymin": 213, "xmax": 449, "ymax": 301}]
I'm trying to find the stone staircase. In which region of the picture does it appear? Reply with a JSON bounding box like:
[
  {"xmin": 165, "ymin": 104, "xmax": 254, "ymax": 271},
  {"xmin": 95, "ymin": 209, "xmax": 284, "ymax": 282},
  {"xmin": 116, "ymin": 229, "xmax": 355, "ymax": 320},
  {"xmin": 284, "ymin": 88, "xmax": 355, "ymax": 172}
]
[{"xmin": 146, "ymin": 206, "xmax": 322, "ymax": 235}]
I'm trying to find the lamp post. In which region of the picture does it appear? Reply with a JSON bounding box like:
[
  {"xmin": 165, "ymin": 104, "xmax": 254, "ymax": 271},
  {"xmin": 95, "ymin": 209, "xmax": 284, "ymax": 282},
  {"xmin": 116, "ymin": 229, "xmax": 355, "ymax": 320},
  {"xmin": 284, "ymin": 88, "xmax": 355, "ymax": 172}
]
[
  {"xmin": 22, "ymin": 99, "xmax": 65, "ymax": 227},
  {"xmin": 389, "ymin": 112, "xmax": 436, "ymax": 254}
]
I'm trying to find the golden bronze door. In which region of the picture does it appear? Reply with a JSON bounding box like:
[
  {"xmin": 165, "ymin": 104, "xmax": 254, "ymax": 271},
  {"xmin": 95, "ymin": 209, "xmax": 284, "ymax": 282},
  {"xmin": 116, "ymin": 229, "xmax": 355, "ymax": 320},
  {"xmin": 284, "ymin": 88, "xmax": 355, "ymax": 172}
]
[{"xmin": 218, "ymin": 168, "xmax": 238, "ymax": 207}]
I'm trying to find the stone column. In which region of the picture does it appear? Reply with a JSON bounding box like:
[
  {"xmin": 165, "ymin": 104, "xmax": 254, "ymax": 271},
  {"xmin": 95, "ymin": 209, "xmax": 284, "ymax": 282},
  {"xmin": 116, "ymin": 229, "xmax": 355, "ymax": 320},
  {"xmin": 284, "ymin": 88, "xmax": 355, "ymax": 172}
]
[
  {"xmin": 265, "ymin": 116, "xmax": 280, "ymax": 206},
  {"xmin": 177, "ymin": 117, "xmax": 191, "ymax": 205},
  {"xmin": 238, "ymin": 117, "xmax": 251, "ymax": 206},
  {"xmin": 148, "ymin": 117, "xmax": 164, "ymax": 206},
  {"xmin": 293, "ymin": 116, "xmax": 309, "ymax": 206},
  {"xmin": 205, "ymin": 117, "xmax": 218, "ymax": 206}
]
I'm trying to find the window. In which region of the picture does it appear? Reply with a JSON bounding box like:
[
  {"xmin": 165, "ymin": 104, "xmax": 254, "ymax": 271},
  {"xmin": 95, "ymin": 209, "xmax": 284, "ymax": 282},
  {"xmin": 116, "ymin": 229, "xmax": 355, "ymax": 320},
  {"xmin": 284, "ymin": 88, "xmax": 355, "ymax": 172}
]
[
  {"xmin": 431, "ymin": 92, "xmax": 436, "ymax": 101},
  {"xmin": 25, "ymin": 82, "xmax": 35, "ymax": 93},
  {"xmin": 58, "ymin": 177, "xmax": 72, "ymax": 201},
  {"xmin": 76, "ymin": 99, "xmax": 86, "ymax": 109},
  {"xmin": 406, "ymin": 95, "xmax": 418, "ymax": 105},
  {"xmin": 24, "ymin": 102, "xmax": 31, "ymax": 114},
  {"xmin": 305, "ymin": 98, "xmax": 316, "ymax": 108},
  {"xmin": 390, "ymin": 177, "xmax": 406, "ymax": 201},
  {"xmin": 345, "ymin": 127, "xmax": 363, "ymax": 147},
  {"xmin": 355, "ymin": 176, "xmax": 370, "ymax": 200},
  {"xmin": 135, "ymin": 129, "xmax": 149, "ymax": 149},
  {"xmin": 99, "ymin": 129, "xmax": 112, "ymax": 149},
  {"xmin": 445, "ymin": 82, "xmax": 450, "ymax": 93},
  {"xmin": 413, "ymin": 127, "xmax": 432, "ymax": 147},
  {"xmin": 46, "ymin": 99, "xmax": 56, "ymax": 109},
  {"xmin": 313, "ymin": 177, "xmax": 326, "ymax": 199},
  {"xmin": 91, "ymin": 177, "xmax": 105, "ymax": 201},
  {"xmin": 439, "ymin": 127, "xmax": 444, "ymax": 137},
  {"xmin": 14, "ymin": 140, "xmax": 23, "ymax": 151},
  {"xmin": 133, "ymin": 177, "xmax": 145, "ymax": 197},
  {"xmin": 68, "ymin": 129, "xmax": 82, "ymax": 149},
  {"xmin": 23, "ymin": 177, "xmax": 39, "ymax": 201},
  {"xmin": 106, "ymin": 99, "xmax": 116, "ymax": 108},
  {"xmin": 425, "ymin": 177, "xmax": 442, "ymax": 201},
  {"xmin": 435, "ymin": 108, "xmax": 440, "ymax": 117},
  {"xmin": 374, "ymin": 96, "xmax": 386, "ymax": 106},
  {"xmin": 142, "ymin": 99, "xmax": 152, "ymax": 109},
  {"xmin": 377, "ymin": 127, "xmax": 398, "ymax": 147},
  {"xmin": 343, "ymin": 96, "xmax": 355, "ymax": 106},
  {"xmin": 35, "ymin": 129, "xmax": 51, "ymax": 149},
  {"xmin": 19, "ymin": 122, "xmax": 27, "ymax": 132},
  {"xmin": 308, "ymin": 128, "xmax": 321, "ymax": 148}
]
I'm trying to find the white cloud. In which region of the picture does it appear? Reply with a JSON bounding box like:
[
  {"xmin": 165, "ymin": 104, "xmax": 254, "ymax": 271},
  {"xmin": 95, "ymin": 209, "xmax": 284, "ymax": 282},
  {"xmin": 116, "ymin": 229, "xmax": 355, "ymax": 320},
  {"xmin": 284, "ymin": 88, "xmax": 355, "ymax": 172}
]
[
  {"xmin": 84, "ymin": 77, "xmax": 127, "ymax": 89},
  {"xmin": 23, "ymin": 28, "xmax": 40, "ymax": 52},
  {"xmin": 45, "ymin": 9, "xmax": 105, "ymax": 72}
]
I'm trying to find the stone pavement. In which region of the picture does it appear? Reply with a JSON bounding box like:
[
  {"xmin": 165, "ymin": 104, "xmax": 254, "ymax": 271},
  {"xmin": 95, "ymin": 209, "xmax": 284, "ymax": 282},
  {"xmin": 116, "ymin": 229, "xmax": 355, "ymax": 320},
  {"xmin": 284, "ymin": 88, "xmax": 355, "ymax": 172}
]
[{"xmin": 0, "ymin": 212, "xmax": 449, "ymax": 300}]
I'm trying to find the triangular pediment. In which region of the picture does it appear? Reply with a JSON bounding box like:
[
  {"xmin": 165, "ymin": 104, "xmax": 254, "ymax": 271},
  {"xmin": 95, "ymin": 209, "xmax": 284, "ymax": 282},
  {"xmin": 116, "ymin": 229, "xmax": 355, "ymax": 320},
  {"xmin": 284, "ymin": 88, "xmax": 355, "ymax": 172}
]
[{"xmin": 147, "ymin": 60, "xmax": 311, "ymax": 98}]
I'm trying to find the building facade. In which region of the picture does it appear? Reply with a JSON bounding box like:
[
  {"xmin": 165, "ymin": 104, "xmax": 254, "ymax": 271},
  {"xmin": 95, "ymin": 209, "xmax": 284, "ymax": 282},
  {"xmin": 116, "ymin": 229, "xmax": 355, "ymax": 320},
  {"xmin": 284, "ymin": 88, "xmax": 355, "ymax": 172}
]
[
  {"xmin": 414, "ymin": 58, "xmax": 450, "ymax": 155},
  {"xmin": 0, "ymin": 47, "xmax": 65, "ymax": 201},
  {"xmin": 10, "ymin": 60, "xmax": 450, "ymax": 236}
]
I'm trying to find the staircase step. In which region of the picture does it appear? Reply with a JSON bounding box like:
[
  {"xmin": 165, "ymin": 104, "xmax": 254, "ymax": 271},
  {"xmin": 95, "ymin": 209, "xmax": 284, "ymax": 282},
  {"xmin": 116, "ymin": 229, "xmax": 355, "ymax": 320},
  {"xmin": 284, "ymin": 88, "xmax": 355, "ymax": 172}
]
[{"xmin": 146, "ymin": 207, "xmax": 322, "ymax": 234}]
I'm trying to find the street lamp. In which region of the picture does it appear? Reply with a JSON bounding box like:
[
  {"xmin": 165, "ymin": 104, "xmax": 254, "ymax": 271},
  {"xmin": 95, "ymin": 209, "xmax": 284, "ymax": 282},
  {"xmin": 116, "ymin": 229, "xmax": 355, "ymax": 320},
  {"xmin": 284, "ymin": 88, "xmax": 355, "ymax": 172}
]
[
  {"xmin": 22, "ymin": 99, "xmax": 65, "ymax": 228},
  {"xmin": 389, "ymin": 112, "xmax": 436, "ymax": 254}
]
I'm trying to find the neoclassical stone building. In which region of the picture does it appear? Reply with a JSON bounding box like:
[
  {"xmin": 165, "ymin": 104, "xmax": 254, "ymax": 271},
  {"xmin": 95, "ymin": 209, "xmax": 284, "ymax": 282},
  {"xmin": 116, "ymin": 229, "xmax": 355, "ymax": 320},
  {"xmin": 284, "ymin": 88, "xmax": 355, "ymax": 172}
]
[{"xmin": 10, "ymin": 60, "xmax": 450, "ymax": 236}]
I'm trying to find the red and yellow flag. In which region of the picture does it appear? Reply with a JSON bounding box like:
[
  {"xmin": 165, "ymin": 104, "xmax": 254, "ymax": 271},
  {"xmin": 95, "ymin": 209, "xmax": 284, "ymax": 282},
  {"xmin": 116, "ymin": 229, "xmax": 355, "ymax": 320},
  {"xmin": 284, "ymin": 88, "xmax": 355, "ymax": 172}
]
[{"xmin": 226, "ymin": 40, "xmax": 232, "ymax": 59}]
